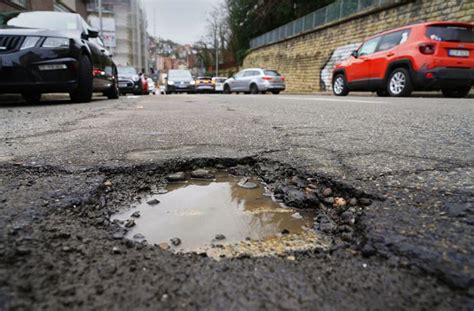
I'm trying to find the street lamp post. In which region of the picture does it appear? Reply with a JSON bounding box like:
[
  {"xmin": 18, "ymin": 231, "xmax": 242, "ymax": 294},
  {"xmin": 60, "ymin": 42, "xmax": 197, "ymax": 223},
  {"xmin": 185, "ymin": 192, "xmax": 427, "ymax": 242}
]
[
  {"xmin": 98, "ymin": 0, "xmax": 103, "ymax": 37},
  {"xmin": 214, "ymin": 26, "xmax": 218, "ymax": 77}
]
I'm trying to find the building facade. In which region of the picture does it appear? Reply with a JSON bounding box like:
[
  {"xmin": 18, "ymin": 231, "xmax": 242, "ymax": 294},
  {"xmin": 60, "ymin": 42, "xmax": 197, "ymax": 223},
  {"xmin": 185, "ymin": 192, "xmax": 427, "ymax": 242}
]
[{"xmin": 86, "ymin": 0, "xmax": 148, "ymax": 72}]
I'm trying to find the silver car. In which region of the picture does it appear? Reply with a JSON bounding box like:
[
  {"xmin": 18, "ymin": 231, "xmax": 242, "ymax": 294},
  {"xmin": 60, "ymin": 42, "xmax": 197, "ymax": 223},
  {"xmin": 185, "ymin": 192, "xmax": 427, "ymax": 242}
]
[{"xmin": 223, "ymin": 68, "xmax": 285, "ymax": 95}]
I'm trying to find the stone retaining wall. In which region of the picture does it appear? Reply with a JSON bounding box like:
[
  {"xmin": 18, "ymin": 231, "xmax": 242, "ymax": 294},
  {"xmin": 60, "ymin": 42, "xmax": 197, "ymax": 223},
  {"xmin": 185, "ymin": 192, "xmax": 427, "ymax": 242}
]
[{"xmin": 243, "ymin": 0, "xmax": 474, "ymax": 92}]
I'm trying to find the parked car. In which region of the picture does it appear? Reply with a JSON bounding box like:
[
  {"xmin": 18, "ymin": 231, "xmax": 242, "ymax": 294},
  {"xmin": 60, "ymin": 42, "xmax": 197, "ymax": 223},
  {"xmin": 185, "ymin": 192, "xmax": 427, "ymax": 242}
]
[
  {"xmin": 223, "ymin": 68, "xmax": 285, "ymax": 94},
  {"xmin": 165, "ymin": 69, "xmax": 195, "ymax": 94},
  {"xmin": 332, "ymin": 21, "xmax": 474, "ymax": 98},
  {"xmin": 212, "ymin": 77, "xmax": 227, "ymax": 93},
  {"xmin": 141, "ymin": 74, "xmax": 148, "ymax": 95},
  {"xmin": 0, "ymin": 11, "xmax": 119, "ymax": 103},
  {"xmin": 195, "ymin": 76, "xmax": 214, "ymax": 93},
  {"xmin": 159, "ymin": 85, "xmax": 166, "ymax": 95},
  {"xmin": 147, "ymin": 77, "xmax": 156, "ymax": 95},
  {"xmin": 117, "ymin": 66, "xmax": 144, "ymax": 95}
]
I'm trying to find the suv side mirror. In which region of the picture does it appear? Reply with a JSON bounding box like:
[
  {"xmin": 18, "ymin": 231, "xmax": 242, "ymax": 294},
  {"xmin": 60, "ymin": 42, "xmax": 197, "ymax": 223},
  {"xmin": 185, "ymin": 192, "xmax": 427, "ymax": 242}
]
[{"xmin": 351, "ymin": 50, "xmax": 358, "ymax": 58}]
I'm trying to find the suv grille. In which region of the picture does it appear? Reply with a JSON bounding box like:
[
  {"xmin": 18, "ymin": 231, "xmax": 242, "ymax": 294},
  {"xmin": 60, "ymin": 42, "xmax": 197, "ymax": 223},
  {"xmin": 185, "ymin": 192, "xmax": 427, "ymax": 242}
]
[{"xmin": 0, "ymin": 36, "xmax": 24, "ymax": 53}]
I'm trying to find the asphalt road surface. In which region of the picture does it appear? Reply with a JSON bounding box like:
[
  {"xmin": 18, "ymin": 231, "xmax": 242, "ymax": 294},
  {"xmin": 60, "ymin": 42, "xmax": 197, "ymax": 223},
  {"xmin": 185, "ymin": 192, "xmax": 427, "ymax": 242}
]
[{"xmin": 0, "ymin": 93, "xmax": 473, "ymax": 310}]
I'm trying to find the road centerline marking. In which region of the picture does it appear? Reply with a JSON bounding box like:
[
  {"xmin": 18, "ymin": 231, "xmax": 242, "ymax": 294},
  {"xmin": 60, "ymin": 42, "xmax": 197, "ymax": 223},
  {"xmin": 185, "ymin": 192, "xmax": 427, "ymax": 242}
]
[{"xmin": 274, "ymin": 96, "xmax": 388, "ymax": 104}]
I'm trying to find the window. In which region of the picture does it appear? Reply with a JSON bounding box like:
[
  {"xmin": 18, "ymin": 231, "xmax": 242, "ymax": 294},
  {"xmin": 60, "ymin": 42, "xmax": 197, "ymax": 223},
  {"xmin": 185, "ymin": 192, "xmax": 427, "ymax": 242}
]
[
  {"xmin": 426, "ymin": 25, "xmax": 474, "ymax": 43},
  {"xmin": 358, "ymin": 37, "xmax": 381, "ymax": 56},
  {"xmin": 234, "ymin": 71, "xmax": 245, "ymax": 78},
  {"xmin": 264, "ymin": 70, "xmax": 281, "ymax": 76},
  {"xmin": 377, "ymin": 30, "xmax": 411, "ymax": 52}
]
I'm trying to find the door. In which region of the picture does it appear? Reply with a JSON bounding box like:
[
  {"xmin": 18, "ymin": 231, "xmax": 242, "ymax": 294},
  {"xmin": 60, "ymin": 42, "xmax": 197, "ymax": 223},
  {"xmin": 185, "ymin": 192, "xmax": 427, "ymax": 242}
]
[
  {"xmin": 368, "ymin": 29, "xmax": 411, "ymax": 89},
  {"xmin": 346, "ymin": 36, "xmax": 381, "ymax": 90},
  {"xmin": 94, "ymin": 37, "xmax": 114, "ymax": 90},
  {"xmin": 242, "ymin": 70, "xmax": 257, "ymax": 92},
  {"xmin": 231, "ymin": 71, "xmax": 246, "ymax": 91}
]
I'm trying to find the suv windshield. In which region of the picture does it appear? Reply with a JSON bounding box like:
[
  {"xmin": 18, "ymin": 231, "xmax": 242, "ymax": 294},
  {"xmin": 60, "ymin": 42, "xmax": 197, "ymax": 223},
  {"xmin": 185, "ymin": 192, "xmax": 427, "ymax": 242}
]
[
  {"xmin": 3, "ymin": 12, "xmax": 79, "ymax": 30},
  {"xmin": 426, "ymin": 25, "xmax": 474, "ymax": 43},
  {"xmin": 168, "ymin": 70, "xmax": 192, "ymax": 80},
  {"xmin": 117, "ymin": 67, "xmax": 137, "ymax": 75}
]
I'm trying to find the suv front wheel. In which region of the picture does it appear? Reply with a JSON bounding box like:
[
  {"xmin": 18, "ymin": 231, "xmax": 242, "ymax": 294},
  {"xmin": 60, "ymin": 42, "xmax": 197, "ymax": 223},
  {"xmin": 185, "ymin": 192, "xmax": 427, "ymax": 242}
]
[
  {"xmin": 387, "ymin": 68, "xmax": 413, "ymax": 97},
  {"xmin": 332, "ymin": 74, "xmax": 349, "ymax": 96}
]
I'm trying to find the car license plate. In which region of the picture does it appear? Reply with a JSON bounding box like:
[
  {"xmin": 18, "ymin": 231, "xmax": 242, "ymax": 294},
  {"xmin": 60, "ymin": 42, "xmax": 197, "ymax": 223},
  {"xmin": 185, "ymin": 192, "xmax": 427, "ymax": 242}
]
[
  {"xmin": 119, "ymin": 83, "xmax": 127, "ymax": 88},
  {"xmin": 448, "ymin": 49, "xmax": 469, "ymax": 57}
]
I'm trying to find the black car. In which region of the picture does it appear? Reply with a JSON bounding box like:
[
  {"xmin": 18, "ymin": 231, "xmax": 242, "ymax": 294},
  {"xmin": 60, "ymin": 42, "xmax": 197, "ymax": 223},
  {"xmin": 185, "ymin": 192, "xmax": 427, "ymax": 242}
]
[
  {"xmin": 165, "ymin": 69, "xmax": 195, "ymax": 94},
  {"xmin": 117, "ymin": 66, "xmax": 143, "ymax": 95},
  {"xmin": 0, "ymin": 11, "xmax": 119, "ymax": 104}
]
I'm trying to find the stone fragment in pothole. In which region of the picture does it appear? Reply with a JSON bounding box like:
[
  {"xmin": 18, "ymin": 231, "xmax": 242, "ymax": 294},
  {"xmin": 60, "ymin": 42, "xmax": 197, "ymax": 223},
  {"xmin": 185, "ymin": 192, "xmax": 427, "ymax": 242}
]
[
  {"xmin": 191, "ymin": 169, "xmax": 215, "ymax": 179},
  {"xmin": 111, "ymin": 173, "xmax": 327, "ymax": 259},
  {"xmin": 166, "ymin": 172, "xmax": 186, "ymax": 182},
  {"xmin": 238, "ymin": 177, "xmax": 257, "ymax": 189}
]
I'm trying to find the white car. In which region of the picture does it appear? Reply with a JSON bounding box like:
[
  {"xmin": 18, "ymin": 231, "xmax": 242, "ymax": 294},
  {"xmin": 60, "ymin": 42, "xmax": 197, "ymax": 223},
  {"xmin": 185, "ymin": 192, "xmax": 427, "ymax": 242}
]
[
  {"xmin": 147, "ymin": 78, "xmax": 156, "ymax": 95},
  {"xmin": 212, "ymin": 77, "xmax": 227, "ymax": 93}
]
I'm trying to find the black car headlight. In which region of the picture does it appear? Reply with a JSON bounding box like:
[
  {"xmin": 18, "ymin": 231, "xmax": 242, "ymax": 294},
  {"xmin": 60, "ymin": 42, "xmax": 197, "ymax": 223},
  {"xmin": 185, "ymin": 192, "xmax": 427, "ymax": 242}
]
[{"xmin": 41, "ymin": 37, "xmax": 70, "ymax": 49}]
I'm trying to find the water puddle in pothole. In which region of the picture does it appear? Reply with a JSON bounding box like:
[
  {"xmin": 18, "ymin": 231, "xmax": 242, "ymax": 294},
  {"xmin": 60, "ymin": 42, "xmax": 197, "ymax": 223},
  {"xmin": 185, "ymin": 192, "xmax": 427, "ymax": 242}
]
[{"xmin": 112, "ymin": 173, "xmax": 329, "ymax": 259}]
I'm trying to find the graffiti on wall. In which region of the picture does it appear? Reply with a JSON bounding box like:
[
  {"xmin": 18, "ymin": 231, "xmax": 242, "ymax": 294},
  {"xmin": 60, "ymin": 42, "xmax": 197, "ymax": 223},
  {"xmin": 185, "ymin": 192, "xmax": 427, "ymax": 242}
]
[{"xmin": 320, "ymin": 43, "xmax": 360, "ymax": 91}]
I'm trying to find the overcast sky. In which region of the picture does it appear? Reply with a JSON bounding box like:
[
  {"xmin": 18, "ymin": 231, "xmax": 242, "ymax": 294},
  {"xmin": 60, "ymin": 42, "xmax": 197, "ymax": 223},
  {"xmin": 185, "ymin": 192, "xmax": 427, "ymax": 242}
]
[{"xmin": 141, "ymin": 0, "xmax": 224, "ymax": 45}]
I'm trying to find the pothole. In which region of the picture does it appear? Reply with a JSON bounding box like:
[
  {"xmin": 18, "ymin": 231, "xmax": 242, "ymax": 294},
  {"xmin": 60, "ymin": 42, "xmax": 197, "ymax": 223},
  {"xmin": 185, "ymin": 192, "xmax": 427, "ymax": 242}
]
[{"xmin": 111, "ymin": 170, "xmax": 329, "ymax": 259}]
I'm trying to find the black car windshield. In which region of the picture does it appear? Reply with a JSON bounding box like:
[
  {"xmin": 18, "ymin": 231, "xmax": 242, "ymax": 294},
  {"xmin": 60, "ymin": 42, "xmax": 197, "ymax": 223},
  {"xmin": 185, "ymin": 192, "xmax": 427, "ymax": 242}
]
[
  {"xmin": 117, "ymin": 67, "xmax": 137, "ymax": 75},
  {"xmin": 426, "ymin": 25, "xmax": 474, "ymax": 43},
  {"xmin": 2, "ymin": 12, "xmax": 79, "ymax": 31},
  {"xmin": 168, "ymin": 70, "xmax": 192, "ymax": 79}
]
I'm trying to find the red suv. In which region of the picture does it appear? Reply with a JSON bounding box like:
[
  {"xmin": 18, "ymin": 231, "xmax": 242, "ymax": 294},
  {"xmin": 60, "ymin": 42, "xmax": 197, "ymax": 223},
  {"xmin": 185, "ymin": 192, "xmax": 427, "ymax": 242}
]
[{"xmin": 332, "ymin": 22, "xmax": 474, "ymax": 98}]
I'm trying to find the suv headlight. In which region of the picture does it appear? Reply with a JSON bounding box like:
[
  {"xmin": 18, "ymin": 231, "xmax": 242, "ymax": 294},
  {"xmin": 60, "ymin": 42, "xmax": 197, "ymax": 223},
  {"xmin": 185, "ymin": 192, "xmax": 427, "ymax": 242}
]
[
  {"xmin": 20, "ymin": 36, "xmax": 40, "ymax": 50},
  {"xmin": 190, "ymin": 80, "xmax": 195, "ymax": 85},
  {"xmin": 42, "ymin": 37, "xmax": 70, "ymax": 49},
  {"xmin": 168, "ymin": 80, "xmax": 174, "ymax": 85},
  {"xmin": 132, "ymin": 75, "xmax": 140, "ymax": 82}
]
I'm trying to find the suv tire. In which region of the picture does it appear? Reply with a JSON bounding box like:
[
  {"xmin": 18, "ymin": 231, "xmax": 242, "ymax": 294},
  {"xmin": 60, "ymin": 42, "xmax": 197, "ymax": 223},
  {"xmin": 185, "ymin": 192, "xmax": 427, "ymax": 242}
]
[
  {"xmin": 387, "ymin": 68, "xmax": 413, "ymax": 97},
  {"xmin": 441, "ymin": 87, "xmax": 471, "ymax": 98},
  {"xmin": 332, "ymin": 74, "xmax": 349, "ymax": 96},
  {"xmin": 70, "ymin": 55, "xmax": 93, "ymax": 103},
  {"xmin": 223, "ymin": 84, "xmax": 231, "ymax": 94},
  {"xmin": 250, "ymin": 83, "xmax": 259, "ymax": 94}
]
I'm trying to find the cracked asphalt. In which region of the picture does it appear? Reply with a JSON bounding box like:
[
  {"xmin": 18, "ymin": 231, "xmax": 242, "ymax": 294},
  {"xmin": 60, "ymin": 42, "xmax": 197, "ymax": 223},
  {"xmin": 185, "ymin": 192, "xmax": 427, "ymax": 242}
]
[{"xmin": 0, "ymin": 93, "xmax": 473, "ymax": 310}]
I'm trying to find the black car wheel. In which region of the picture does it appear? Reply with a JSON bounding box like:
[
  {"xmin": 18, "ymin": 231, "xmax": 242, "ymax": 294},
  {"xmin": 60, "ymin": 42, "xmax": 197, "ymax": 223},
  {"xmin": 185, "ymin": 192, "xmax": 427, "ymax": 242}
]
[
  {"xmin": 387, "ymin": 68, "xmax": 413, "ymax": 97},
  {"xmin": 22, "ymin": 92, "xmax": 42, "ymax": 104},
  {"xmin": 441, "ymin": 87, "xmax": 471, "ymax": 98},
  {"xmin": 70, "ymin": 55, "xmax": 93, "ymax": 103},
  {"xmin": 332, "ymin": 74, "xmax": 349, "ymax": 96},
  {"xmin": 250, "ymin": 83, "xmax": 259, "ymax": 94},
  {"xmin": 104, "ymin": 80, "xmax": 119, "ymax": 99},
  {"xmin": 223, "ymin": 84, "xmax": 231, "ymax": 94},
  {"xmin": 271, "ymin": 90, "xmax": 280, "ymax": 95}
]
